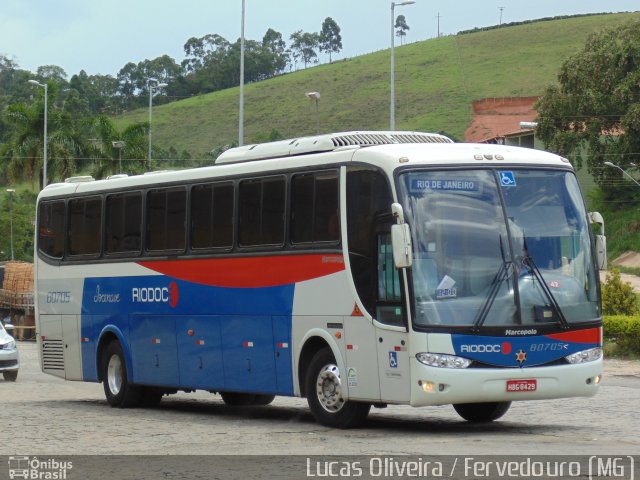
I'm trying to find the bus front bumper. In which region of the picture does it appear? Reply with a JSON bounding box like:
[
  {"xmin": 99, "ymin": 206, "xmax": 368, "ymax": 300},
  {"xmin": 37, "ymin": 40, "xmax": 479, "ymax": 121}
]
[{"xmin": 409, "ymin": 358, "xmax": 602, "ymax": 406}]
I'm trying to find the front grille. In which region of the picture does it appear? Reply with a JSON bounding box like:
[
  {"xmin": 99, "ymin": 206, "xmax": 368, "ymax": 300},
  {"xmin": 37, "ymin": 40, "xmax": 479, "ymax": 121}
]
[
  {"xmin": 468, "ymin": 357, "xmax": 570, "ymax": 368},
  {"xmin": 42, "ymin": 339, "xmax": 65, "ymax": 371},
  {"xmin": 0, "ymin": 359, "xmax": 18, "ymax": 368}
]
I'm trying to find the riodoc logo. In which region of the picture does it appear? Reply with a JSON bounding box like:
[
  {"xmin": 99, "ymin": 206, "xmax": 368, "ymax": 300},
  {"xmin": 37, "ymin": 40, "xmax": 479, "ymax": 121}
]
[
  {"xmin": 131, "ymin": 281, "xmax": 179, "ymax": 308},
  {"xmin": 460, "ymin": 342, "xmax": 512, "ymax": 355}
]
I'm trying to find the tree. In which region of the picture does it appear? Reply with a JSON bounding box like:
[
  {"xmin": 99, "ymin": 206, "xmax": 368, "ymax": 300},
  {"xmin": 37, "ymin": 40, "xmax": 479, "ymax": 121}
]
[
  {"xmin": 92, "ymin": 115, "xmax": 149, "ymax": 177},
  {"xmin": 1, "ymin": 83, "xmax": 89, "ymax": 187},
  {"xmin": 536, "ymin": 20, "xmax": 640, "ymax": 193},
  {"xmin": 290, "ymin": 30, "xmax": 319, "ymax": 69},
  {"xmin": 319, "ymin": 17, "xmax": 342, "ymax": 63},
  {"xmin": 68, "ymin": 70, "xmax": 120, "ymax": 116},
  {"xmin": 395, "ymin": 15, "xmax": 410, "ymax": 45},
  {"xmin": 36, "ymin": 65, "xmax": 68, "ymax": 84},
  {"xmin": 262, "ymin": 28, "xmax": 289, "ymax": 74},
  {"xmin": 0, "ymin": 189, "xmax": 37, "ymax": 262}
]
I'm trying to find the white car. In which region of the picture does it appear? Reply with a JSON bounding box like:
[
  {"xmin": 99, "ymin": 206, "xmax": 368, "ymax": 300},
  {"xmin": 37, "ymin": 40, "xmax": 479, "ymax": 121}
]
[{"xmin": 0, "ymin": 321, "xmax": 19, "ymax": 381}]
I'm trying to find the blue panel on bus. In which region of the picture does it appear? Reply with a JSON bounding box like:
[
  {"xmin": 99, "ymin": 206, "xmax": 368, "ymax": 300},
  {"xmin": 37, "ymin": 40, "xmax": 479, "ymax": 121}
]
[
  {"xmin": 176, "ymin": 316, "xmax": 224, "ymax": 389},
  {"xmin": 80, "ymin": 275, "xmax": 295, "ymax": 390},
  {"xmin": 130, "ymin": 315, "xmax": 180, "ymax": 386},
  {"xmin": 221, "ymin": 316, "xmax": 277, "ymax": 394},
  {"xmin": 273, "ymin": 316, "xmax": 294, "ymax": 395}
]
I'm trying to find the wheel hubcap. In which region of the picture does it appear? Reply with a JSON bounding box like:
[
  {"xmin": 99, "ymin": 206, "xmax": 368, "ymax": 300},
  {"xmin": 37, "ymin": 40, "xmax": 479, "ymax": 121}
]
[
  {"xmin": 107, "ymin": 354, "xmax": 123, "ymax": 395},
  {"xmin": 316, "ymin": 364, "xmax": 345, "ymax": 413}
]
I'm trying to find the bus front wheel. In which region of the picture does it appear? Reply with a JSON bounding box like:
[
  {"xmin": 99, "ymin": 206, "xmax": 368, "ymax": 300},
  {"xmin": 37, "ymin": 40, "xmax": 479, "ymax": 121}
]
[
  {"xmin": 305, "ymin": 347, "xmax": 370, "ymax": 429},
  {"xmin": 101, "ymin": 340, "xmax": 142, "ymax": 408},
  {"xmin": 453, "ymin": 401, "xmax": 511, "ymax": 422}
]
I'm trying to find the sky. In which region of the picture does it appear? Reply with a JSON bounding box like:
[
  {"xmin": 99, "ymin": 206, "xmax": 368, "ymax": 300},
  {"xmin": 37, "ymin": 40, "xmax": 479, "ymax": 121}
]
[{"xmin": 1, "ymin": 0, "xmax": 639, "ymax": 78}]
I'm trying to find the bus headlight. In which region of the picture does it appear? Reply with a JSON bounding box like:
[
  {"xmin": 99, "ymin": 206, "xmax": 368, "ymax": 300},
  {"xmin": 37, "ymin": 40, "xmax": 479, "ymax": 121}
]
[
  {"xmin": 416, "ymin": 352, "xmax": 472, "ymax": 369},
  {"xmin": 565, "ymin": 347, "xmax": 602, "ymax": 364},
  {"xmin": 1, "ymin": 340, "xmax": 16, "ymax": 350}
]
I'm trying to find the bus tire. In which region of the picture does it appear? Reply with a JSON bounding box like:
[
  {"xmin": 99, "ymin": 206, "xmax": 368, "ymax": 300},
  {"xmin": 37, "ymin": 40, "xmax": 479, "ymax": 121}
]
[
  {"xmin": 220, "ymin": 392, "xmax": 256, "ymax": 406},
  {"xmin": 453, "ymin": 401, "xmax": 511, "ymax": 422},
  {"xmin": 305, "ymin": 347, "xmax": 370, "ymax": 429},
  {"xmin": 3, "ymin": 370, "xmax": 18, "ymax": 382},
  {"xmin": 102, "ymin": 340, "xmax": 142, "ymax": 408},
  {"xmin": 252, "ymin": 394, "xmax": 276, "ymax": 406}
]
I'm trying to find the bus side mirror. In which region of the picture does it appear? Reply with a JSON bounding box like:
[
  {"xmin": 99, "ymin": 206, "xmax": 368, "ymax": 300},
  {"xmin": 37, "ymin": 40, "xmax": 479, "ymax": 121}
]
[
  {"xmin": 391, "ymin": 203, "xmax": 412, "ymax": 268},
  {"xmin": 594, "ymin": 235, "xmax": 607, "ymax": 270},
  {"xmin": 589, "ymin": 211, "xmax": 607, "ymax": 270}
]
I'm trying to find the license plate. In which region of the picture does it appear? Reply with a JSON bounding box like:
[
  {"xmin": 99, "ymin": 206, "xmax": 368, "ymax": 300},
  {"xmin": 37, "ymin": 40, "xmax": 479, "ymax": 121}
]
[{"xmin": 506, "ymin": 379, "xmax": 537, "ymax": 392}]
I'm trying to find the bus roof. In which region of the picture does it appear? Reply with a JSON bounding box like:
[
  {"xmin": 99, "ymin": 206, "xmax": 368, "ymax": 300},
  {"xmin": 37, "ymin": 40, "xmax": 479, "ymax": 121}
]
[{"xmin": 37, "ymin": 131, "xmax": 571, "ymax": 199}]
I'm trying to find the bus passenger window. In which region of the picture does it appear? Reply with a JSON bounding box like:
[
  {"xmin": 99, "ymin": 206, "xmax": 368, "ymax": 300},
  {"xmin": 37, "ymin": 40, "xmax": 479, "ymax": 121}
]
[
  {"xmin": 38, "ymin": 200, "xmax": 65, "ymax": 259},
  {"xmin": 191, "ymin": 183, "xmax": 233, "ymax": 249},
  {"xmin": 68, "ymin": 196, "xmax": 102, "ymax": 257},
  {"xmin": 147, "ymin": 188, "xmax": 186, "ymax": 252},
  {"xmin": 106, "ymin": 193, "xmax": 142, "ymax": 254},
  {"xmin": 291, "ymin": 171, "xmax": 339, "ymax": 244},
  {"xmin": 239, "ymin": 177, "xmax": 285, "ymax": 247}
]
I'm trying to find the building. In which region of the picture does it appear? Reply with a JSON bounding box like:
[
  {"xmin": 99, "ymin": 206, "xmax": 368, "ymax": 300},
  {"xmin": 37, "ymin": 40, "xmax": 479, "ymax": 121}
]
[{"xmin": 465, "ymin": 96, "xmax": 541, "ymax": 148}]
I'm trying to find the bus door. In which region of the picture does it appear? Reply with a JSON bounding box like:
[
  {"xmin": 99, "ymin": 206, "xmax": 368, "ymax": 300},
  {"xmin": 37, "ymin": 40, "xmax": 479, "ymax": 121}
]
[{"xmin": 374, "ymin": 228, "xmax": 410, "ymax": 403}]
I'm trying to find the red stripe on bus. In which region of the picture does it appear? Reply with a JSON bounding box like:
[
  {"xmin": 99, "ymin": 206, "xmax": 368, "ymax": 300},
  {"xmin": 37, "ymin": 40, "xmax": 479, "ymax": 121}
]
[
  {"xmin": 138, "ymin": 254, "xmax": 345, "ymax": 288},
  {"xmin": 544, "ymin": 327, "xmax": 601, "ymax": 344}
]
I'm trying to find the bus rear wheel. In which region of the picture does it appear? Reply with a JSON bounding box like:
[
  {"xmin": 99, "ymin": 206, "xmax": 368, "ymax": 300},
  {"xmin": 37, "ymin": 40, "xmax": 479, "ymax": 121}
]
[
  {"xmin": 220, "ymin": 392, "xmax": 257, "ymax": 406},
  {"xmin": 305, "ymin": 347, "xmax": 370, "ymax": 428},
  {"xmin": 252, "ymin": 394, "xmax": 276, "ymax": 406},
  {"xmin": 453, "ymin": 401, "xmax": 511, "ymax": 422},
  {"xmin": 102, "ymin": 340, "xmax": 142, "ymax": 408}
]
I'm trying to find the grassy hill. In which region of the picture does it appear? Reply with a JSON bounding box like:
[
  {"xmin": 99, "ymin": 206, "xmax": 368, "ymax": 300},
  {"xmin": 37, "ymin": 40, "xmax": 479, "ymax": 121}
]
[{"xmin": 114, "ymin": 12, "xmax": 640, "ymax": 160}]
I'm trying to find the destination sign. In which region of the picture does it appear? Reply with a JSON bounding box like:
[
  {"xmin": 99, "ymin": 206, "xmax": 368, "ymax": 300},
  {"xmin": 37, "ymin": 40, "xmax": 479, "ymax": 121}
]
[{"xmin": 410, "ymin": 178, "xmax": 480, "ymax": 193}]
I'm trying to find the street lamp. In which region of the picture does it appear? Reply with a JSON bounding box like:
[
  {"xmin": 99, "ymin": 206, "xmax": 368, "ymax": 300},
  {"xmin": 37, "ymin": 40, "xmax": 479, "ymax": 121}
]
[
  {"xmin": 147, "ymin": 78, "xmax": 168, "ymax": 165},
  {"xmin": 112, "ymin": 141, "xmax": 125, "ymax": 173},
  {"xmin": 239, "ymin": 0, "xmax": 246, "ymax": 146},
  {"xmin": 604, "ymin": 161, "xmax": 640, "ymax": 187},
  {"xmin": 28, "ymin": 80, "xmax": 48, "ymax": 187},
  {"xmin": 305, "ymin": 92, "xmax": 321, "ymax": 134},
  {"xmin": 390, "ymin": 0, "xmax": 415, "ymax": 131},
  {"xmin": 6, "ymin": 189, "xmax": 15, "ymax": 261}
]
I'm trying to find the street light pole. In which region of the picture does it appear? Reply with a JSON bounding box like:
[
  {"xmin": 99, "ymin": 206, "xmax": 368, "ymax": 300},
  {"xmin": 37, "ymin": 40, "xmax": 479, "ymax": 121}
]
[
  {"xmin": 305, "ymin": 92, "xmax": 321, "ymax": 134},
  {"xmin": 6, "ymin": 189, "xmax": 15, "ymax": 260},
  {"xmin": 239, "ymin": 0, "xmax": 246, "ymax": 146},
  {"xmin": 28, "ymin": 80, "xmax": 48, "ymax": 187},
  {"xmin": 147, "ymin": 78, "xmax": 168, "ymax": 167},
  {"xmin": 390, "ymin": 1, "xmax": 415, "ymax": 131},
  {"xmin": 112, "ymin": 141, "xmax": 125, "ymax": 174},
  {"xmin": 604, "ymin": 161, "xmax": 640, "ymax": 187}
]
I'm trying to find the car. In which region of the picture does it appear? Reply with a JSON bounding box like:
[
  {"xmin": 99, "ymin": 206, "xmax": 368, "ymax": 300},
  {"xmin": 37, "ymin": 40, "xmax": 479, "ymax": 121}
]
[{"xmin": 0, "ymin": 320, "xmax": 19, "ymax": 381}]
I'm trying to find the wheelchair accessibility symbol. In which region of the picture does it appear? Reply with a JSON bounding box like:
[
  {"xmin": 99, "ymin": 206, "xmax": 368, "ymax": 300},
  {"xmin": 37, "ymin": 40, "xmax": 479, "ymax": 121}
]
[
  {"xmin": 389, "ymin": 351, "xmax": 398, "ymax": 368},
  {"xmin": 499, "ymin": 171, "xmax": 516, "ymax": 187}
]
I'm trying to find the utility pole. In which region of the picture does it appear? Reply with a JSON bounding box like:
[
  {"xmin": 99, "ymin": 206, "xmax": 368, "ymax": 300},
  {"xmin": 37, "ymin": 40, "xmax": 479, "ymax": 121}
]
[
  {"xmin": 436, "ymin": 12, "xmax": 442, "ymax": 38},
  {"xmin": 498, "ymin": 7, "xmax": 505, "ymax": 25}
]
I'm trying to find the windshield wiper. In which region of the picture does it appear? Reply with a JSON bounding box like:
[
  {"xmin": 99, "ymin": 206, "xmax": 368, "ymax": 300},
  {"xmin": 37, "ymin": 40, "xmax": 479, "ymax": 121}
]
[
  {"xmin": 472, "ymin": 236, "xmax": 513, "ymax": 332},
  {"xmin": 521, "ymin": 239, "xmax": 571, "ymax": 330}
]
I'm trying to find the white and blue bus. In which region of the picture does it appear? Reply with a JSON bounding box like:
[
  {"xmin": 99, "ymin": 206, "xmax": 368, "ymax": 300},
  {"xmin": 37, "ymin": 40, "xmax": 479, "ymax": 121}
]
[{"xmin": 35, "ymin": 131, "xmax": 605, "ymax": 428}]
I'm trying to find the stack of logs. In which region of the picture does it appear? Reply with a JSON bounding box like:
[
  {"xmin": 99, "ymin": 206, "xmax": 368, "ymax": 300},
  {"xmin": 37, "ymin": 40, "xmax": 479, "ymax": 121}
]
[{"xmin": 0, "ymin": 261, "xmax": 35, "ymax": 339}]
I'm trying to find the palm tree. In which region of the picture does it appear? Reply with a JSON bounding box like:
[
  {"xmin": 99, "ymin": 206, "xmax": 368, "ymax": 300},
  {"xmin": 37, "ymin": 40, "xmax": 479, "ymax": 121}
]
[
  {"xmin": 91, "ymin": 115, "xmax": 148, "ymax": 178},
  {"xmin": 1, "ymin": 82, "xmax": 89, "ymax": 187}
]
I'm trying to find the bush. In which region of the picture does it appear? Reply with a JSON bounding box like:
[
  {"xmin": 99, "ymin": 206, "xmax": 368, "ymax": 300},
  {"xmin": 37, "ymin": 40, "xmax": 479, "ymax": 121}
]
[
  {"xmin": 603, "ymin": 315, "xmax": 640, "ymax": 357},
  {"xmin": 601, "ymin": 269, "xmax": 638, "ymax": 316}
]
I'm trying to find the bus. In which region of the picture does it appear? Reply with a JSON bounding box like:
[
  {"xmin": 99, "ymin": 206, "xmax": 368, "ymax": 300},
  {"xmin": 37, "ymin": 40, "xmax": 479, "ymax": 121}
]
[{"xmin": 35, "ymin": 131, "xmax": 606, "ymax": 428}]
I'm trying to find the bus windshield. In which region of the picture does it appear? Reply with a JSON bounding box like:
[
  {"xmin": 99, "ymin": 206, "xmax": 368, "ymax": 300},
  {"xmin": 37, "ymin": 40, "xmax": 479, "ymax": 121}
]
[{"xmin": 398, "ymin": 169, "xmax": 600, "ymax": 329}]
